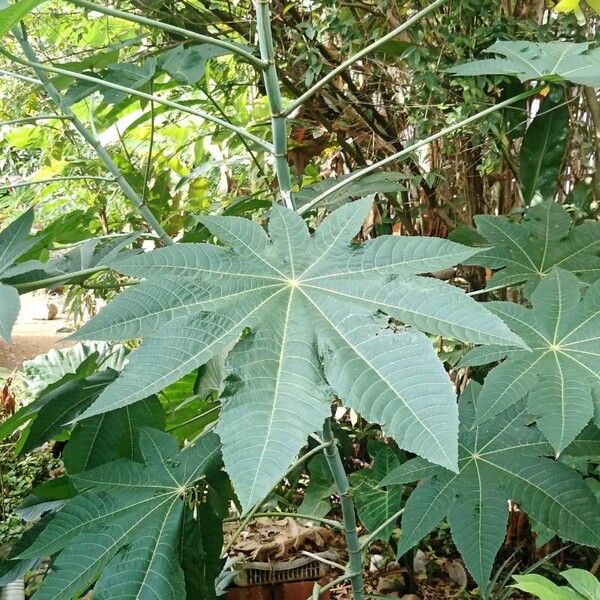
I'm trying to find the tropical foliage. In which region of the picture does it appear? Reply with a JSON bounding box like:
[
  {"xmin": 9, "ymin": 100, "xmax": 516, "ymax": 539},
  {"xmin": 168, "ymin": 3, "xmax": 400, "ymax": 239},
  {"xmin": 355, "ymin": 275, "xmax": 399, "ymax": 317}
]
[{"xmin": 0, "ymin": 0, "xmax": 599, "ymax": 599}]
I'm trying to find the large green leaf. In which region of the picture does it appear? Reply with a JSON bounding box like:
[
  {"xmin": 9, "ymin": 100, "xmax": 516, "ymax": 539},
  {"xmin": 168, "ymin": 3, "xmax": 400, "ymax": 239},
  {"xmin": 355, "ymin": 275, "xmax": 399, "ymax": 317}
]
[
  {"xmin": 381, "ymin": 383, "xmax": 600, "ymax": 591},
  {"xmin": 0, "ymin": 0, "xmax": 46, "ymax": 38},
  {"xmin": 461, "ymin": 269, "xmax": 600, "ymax": 453},
  {"xmin": 520, "ymin": 88, "xmax": 569, "ymax": 203},
  {"xmin": 449, "ymin": 41, "xmax": 600, "ymax": 87},
  {"xmin": 75, "ymin": 200, "xmax": 523, "ymax": 510},
  {"xmin": 14, "ymin": 428, "xmax": 221, "ymax": 600},
  {"xmin": 467, "ymin": 201, "xmax": 600, "ymax": 293}
]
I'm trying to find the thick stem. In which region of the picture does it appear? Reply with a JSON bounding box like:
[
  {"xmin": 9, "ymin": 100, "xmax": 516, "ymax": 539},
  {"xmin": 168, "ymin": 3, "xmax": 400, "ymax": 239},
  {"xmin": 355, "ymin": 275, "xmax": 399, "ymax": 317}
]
[
  {"xmin": 66, "ymin": 0, "xmax": 268, "ymax": 70},
  {"xmin": 254, "ymin": 0, "xmax": 294, "ymax": 209},
  {"xmin": 297, "ymin": 87, "xmax": 542, "ymax": 215},
  {"xmin": 282, "ymin": 0, "xmax": 448, "ymax": 117},
  {"xmin": 583, "ymin": 86, "xmax": 600, "ymax": 203},
  {"xmin": 10, "ymin": 28, "xmax": 175, "ymax": 246},
  {"xmin": 322, "ymin": 419, "xmax": 364, "ymax": 600}
]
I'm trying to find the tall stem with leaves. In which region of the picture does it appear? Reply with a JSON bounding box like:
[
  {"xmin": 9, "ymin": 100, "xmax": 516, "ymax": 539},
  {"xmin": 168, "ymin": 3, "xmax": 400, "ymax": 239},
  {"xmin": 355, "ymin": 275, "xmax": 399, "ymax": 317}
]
[
  {"xmin": 254, "ymin": 0, "xmax": 294, "ymax": 209},
  {"xmin": 10, "ymin": 26, "xmax": 175, "ymax": 246},
  {"xmin": 322, "ymin": 419, "xmax": 365, "ymax": 600}
]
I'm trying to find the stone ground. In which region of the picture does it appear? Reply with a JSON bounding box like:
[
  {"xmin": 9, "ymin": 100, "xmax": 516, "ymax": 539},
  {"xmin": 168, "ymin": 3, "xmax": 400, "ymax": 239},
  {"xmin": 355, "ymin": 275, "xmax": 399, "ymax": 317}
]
[{"xmin": 0, "ymin": 291, "xmax": 72, "ymax": 373}]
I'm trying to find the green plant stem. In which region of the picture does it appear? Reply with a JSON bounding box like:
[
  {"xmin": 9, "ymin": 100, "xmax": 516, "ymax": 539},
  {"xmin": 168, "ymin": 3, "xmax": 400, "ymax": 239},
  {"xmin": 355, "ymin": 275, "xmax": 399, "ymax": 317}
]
[
  {"xmin": 0, "ymin": 176, "xmax": 116, "ymax": 191},
  {"xmin": 297, "ymin": 87, "xmax": 542, "ymax": 215},
  {"xmin": 224, "ymin": 511, "xmax": 343, "ymax": 530},
  {"xmin": 359, "ymin": 507, "xmax": 404, "ymax": 550},
  {"xmin": 0, "ymin": 53, "xmax": 273, "ymax": 153},
  {"xmin": 322, "ymin": 419, "xmax": 364, "ymax": 600},
  {"xmin": 221, "ymin": 440, "xmax": 333, "ymax": 555},
  {"xmin": 13, "ymin": 267, "xmax": 106, "ymax": 292},
  {"xmin": 254, "ymin": 0, "xmax": 294, "ymax": 208},
  {"xmin": 0, "ymin": 115, "xmax": 72, "ymax": 126},
  {"xmin": 9, "ymin": 29, "xmax": 175, "ymax": 247},
  {"xmin": 0, "ymin": 67, "xmax": 39, "ymax": 84},
  {"xmin": 282, "ymin": 0, "xmax": 448, "ymax": 117},
  {"xmin": 65, "ymin": 0, "xmax": 268, "ymax": 70}
]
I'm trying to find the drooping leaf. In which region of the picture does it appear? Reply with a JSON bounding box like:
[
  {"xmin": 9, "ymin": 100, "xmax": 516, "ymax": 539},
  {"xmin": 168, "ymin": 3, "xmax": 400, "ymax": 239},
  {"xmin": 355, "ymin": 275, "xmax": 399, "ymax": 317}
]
[
  {"xmin": 467, "ymin": 201, "xmax": 600, "ymax": 293},
  {"xmin": 293, "ymin": 172, "xmax": 409, "ymax": 211},
  {"xmin": 350, "ymin": 441, "xmax": 403, "ymax": 542},
  {"xmin": 461, "ymin": 269, "xmax": 600, "ymax": 453},
  {"xmin": 449, "ymin": 41, "xmax": 600, "ymax": 87},
  {"xmin": 74, "ymin": 200, "xmax": 523, "ymax": 510},
  {"xmin": 382, "ymin": 383, "xmax": 600, "ymax": 591},
  {"xmin": 15, "ymin": 429, "xmax": 221, "ymax": 600},
  {"xmin": 0, "ymin": 0, "xmax": 46, "ymax": 38},
  {"xmin": 299, "ymin": 455, "xmax": 335, "ymax": 519},
  {"xmin": 520, "ymin": 88, "xmax": 569, "ymax": 203}
]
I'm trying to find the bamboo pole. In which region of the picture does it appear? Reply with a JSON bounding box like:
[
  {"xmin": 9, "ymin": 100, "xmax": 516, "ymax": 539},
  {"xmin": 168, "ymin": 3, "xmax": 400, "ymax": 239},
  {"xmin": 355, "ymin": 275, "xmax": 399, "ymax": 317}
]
[
  {"xmin": 254, "ymin": 0, "xmax": 294, "ymax": 208},
  {"xmin": 322, "ymin": 419, "xmax": 364, "ymax": 600}
]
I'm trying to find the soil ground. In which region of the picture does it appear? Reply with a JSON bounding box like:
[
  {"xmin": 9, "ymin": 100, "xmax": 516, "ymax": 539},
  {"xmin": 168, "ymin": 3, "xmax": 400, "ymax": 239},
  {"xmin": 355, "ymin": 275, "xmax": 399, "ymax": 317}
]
[{"xmin": 0, "ymin": 291, "xmax": 72, "ymax": 373}]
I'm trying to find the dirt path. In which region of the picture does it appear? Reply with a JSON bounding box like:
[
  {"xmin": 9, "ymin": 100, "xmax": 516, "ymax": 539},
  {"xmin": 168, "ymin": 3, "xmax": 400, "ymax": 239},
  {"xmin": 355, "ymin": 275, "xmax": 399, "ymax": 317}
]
[{"xmin": 0, "ymin": 291, "xmax": 73, "ymax": 373}]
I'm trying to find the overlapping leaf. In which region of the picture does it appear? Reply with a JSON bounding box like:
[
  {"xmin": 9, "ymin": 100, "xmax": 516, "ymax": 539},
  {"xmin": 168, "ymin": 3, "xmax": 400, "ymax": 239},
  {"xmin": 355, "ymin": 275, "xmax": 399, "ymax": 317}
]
[
  {"xmin": 0, "ymin": 209, "xmax": 40, "ymax": 340},
  {"xmin": 461, "ymin": 269, "xmax": 600, "ymax": 453},
  {"xmin": 467, "ymin": 201, "xmax": 600, "ymax": 293},
  {"xmin": 381, "ymin": 384, "xmax": 600, "ymax": 592},
  {"xmin": 12, "ymin": 428, "xmax": 221, "ymax": 600},
  {"xmin": 74, "ymin": 199, "xmax": 524, "ymax": 510},
  {"xmin": 449, "ymin": 41, "xmax": 600, "ymax": 87}
]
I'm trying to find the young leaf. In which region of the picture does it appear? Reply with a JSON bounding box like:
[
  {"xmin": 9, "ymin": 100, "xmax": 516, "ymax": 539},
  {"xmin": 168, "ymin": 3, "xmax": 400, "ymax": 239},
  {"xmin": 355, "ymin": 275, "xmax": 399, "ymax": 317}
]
[
  {"xmin": 462, "ymin": 269, "xmax": 600, "ymax": 453},
  {"xmin": 467, "ymin": 201, "xmax": 600, "ymax": 293},
  {"xmin": 75, "ymin": 200, "xmax": 524, "ymax": 510},
  {"xmin": 16, "ymin": 429, "xmax": 221, "ymax": 600},
  {"xmin": 449, "ymin": 41, "xmax": 600, "ymax": 87},
  {"xmin": 382, "ymin": 383, "xmax": 600, "ymax": 591}
]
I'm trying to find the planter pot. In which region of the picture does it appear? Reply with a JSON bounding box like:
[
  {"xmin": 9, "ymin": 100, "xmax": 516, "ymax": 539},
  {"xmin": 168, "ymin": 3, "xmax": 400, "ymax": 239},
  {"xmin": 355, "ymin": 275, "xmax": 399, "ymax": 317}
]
[{"xmin": 226, "ymin": 581, "xmax": 330, "ymax": 600}]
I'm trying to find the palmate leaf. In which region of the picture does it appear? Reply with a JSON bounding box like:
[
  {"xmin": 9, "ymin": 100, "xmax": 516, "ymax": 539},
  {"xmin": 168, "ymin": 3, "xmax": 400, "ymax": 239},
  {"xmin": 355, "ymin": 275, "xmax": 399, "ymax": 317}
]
[
  {"xmin": 14, "ymin": 428, "xmax": 221, "ymax": 600},
  {"xmin": 449, "ymin": 41, "xmax": 600, "ymax": 87},
  {"xmin": 461, "ymin": 269, "xmax": 600, "ymax": 453},
  {"xmin": 381, "ymin": 383, "xmax": 600, "ymax": 592},
  {"xmin": 467, "ymin": 200, "xmax": 600, "ymax": 294},
  {"xmin": 74, "ymin": 199, "xmax": 524, "ymax": 510}
]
